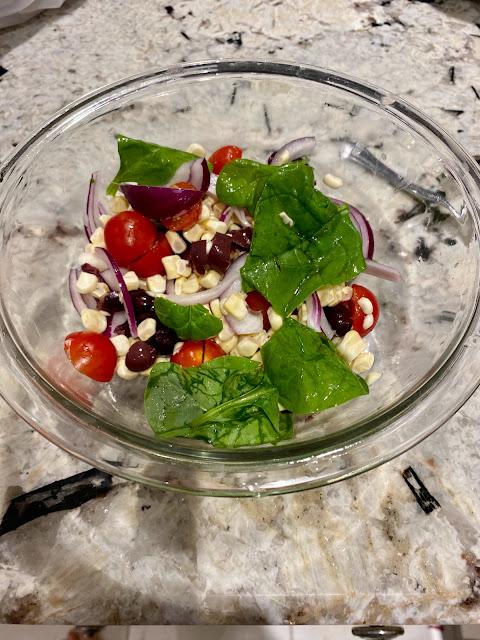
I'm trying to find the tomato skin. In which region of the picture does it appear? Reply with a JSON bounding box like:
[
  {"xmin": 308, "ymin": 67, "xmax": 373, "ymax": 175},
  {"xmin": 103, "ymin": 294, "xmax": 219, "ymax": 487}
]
[
  {"xmin": 161, "ymin": 201, "xmax": 201, "ymax": 231},
  {"xmin": 104, "ymin": 210, "xmax": 157, "ymax": 267},
  {"xmin": 208, "ymin": 145, "xmax": 242, "ymax": 174},
  {"xmin": 64, "ymin": 331, "xmax": 117, "ymax": 382},
  {"xmin": 129, "ymin": 234, "xmax": 172, "ymax": 277},
  {"xmin": 350, "ymin": 284, "xmax": 379, "ymax": 337},
  {"xmin": 171, "ymin": 339, "xmax": 226, "ymax": 368},
  {"xmin": 246, "ymin": 291, "xmax": 271, "ymax": 330}
]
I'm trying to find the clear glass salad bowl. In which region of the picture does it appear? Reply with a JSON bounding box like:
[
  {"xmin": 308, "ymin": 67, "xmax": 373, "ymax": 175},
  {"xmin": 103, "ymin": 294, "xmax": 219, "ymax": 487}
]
[{"xmin": 0, "ymin": 60, "xmax": 479, "ymax": 496}]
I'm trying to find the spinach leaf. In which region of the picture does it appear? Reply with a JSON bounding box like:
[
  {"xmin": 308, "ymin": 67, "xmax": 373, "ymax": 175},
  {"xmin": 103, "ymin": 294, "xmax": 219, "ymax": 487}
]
[
  {"xmin": 261, "ymin": 318, "xmax": 369, "ymax": 414},
  {"xmin": 240, "ymin": 163, "xmax": 365, "ymax": 315},
  {"xmin": 216, "ymin": 159, "xmax": 303, "ymax": 210},
  {"xmin": 106, "ymin": 135, "xmax": 198, "ymax": 195},
  {"xmin": 154, "ymin": 298, "xmax": 222, "ymax": 340},
  {"xmin": 144, "ymin": 356, "xmax": 293, "ymax": 448}
]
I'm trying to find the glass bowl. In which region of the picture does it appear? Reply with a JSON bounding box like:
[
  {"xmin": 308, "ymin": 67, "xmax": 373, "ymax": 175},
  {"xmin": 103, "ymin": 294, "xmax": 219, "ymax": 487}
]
[{"xmin": 0, "ymin": 60, "xmax": 479, "ymax": 496}]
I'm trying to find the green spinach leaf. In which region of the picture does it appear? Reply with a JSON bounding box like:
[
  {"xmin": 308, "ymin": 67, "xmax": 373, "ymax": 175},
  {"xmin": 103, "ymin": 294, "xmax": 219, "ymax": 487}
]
[
  {"xmin": 144, "ymin": 356, "xmax": 293, "ymax": 448},
  {"xmin": 240, "ymin": 163, "xmax": 365, "ymax": 315},
  {"xmin": 106, "ymin": 135, "xmax": 198, "ymax": 195},
  {"xmin": 154, "ymin": 298, "xmax": 222, "ymax": 340},
  {"xmin": 261, "ymin": 318, "xmax": 369, "ymax": 414},
  {"xmin": 216, "ymin": 159, "xmax": 304, "ymax": 210}
]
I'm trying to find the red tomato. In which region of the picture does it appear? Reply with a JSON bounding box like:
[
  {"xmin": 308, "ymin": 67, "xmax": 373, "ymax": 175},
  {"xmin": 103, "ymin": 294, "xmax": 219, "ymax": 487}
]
[
  {"xmin": 208, "ymin": 145, "xmax": 242, "ymax": 174},
  {"xmin": 129, "ymin": 234, "xmax": 172, "ymax": 277},
  {"xmin": 64, "ymin": 331, "xmax": 117, "ymax": 382},
  {"xmin": 104, "ymin": 210, "xmax": 157, "ymax": 267},
  {"xmin": 162, "ymin": 201, "xmax": 202, "ymax": 231},
  {"xmin": 350, "ymin": 284, "xmax": 379, "ymax": 337},
  {"xmin": 246, "ymin": 291, "xmax": 271, "ymax": 330},
  {"xmin": 160, "ymin": 181, "xmax": 202, "ymax": 231},
  {"xmin": 171, "ymin": 339, "xmax": 226, "ymax": 368}
]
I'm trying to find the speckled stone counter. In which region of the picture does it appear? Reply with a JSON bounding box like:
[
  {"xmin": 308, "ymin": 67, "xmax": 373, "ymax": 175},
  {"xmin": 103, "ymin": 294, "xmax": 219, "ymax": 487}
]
[{"xmin": 0, "ymin": 0, "xmax": 480, "ymax": 625}]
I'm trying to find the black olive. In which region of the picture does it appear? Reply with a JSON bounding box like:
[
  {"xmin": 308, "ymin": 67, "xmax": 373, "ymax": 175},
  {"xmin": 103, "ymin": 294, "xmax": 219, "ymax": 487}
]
[
  {"xmin": 97, "ymin": 292, "xmax": 123, "ymax": 313},
  {"xmin": 324, "ymin": 303, "xmax": 352, "ymax": 337},
  {"xmin": 113, "ymin": 320, "xmax": 131, "ymax": 337},
  {"xmin": 125, "ymin": 341, "xmax": 157, "ymax": 372},
  {"xmin": 148, "ymin": 323, "xmax": 178, "ymax": 355},
  {"xmin": 130, "ymin": 289, "xmax": 155, "ymax": 317}
]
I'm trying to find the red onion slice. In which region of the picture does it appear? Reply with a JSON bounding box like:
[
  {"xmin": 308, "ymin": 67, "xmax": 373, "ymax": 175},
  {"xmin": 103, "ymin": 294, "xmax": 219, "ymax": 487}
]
[
  {"xmin": 120, "ymin": 183, "xmax": 203, "ymax": 222},
  {"xmin": 68, "ymin": 268, "xmax": 96, "ymax": 316},
  {"xmin": 365, "ymin": 259, "xmax": 401, "ymax": 282},
  {"xmin": 164, "ymin": 254, "xmax": 247, "ymax": 306},
  {"xmin": 268, "ymin": 137, "xmax": 316, "ymax": 166},
  {"xmin": 104, "ymin": 310, "xmax": 127, "ymax": 338},
  {"xmin": 306, "ymin": 293, "xmax": 334, "ymax": 340},
  {"xmin": 100, "ymin": 268, "xmax": 120, "ymax": 292},
  {"xmin": 332, "ymin": 198, "xmax": 374, "ymax": 259},
  {"xmin": 208, "ymin": 172, "xmax": 218, "ymax": 196},
  {"xmin": 168, "ymin": 157, "xmax": 210, "ymax": 191},
  {"xmin": 96, "ymin": 248, "xmax": 138, "ymax": 337}
]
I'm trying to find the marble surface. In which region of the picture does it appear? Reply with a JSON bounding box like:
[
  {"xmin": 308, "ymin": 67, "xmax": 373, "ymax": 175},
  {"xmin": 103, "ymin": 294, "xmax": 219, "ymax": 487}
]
[{"xmin": 0, "ymin": 0, "xmax": 480, "ymax": 625}]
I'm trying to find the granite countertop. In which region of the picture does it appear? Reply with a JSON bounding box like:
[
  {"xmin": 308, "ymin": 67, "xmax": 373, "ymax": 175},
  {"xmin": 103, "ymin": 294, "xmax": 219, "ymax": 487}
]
[{"xmin": 1, "ymin": 0, "xmax": 480, "ymax": 625}]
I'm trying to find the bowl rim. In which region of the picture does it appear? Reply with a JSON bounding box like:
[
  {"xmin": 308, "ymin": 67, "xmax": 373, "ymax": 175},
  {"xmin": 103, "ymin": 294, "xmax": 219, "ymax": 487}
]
[{"xmin": 1, "ymin": 59, "xmax": 480, "ymax": 495}]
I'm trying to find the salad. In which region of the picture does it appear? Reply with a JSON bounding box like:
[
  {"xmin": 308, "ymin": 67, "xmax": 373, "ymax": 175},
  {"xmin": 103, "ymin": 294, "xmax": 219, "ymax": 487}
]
[{"xmin": 64, "ymin": 135, "xmax": 400, "ymax": 448}]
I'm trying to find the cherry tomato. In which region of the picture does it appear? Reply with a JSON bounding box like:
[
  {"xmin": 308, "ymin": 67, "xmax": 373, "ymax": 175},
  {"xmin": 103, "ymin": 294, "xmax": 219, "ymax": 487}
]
[
  {"xmin": 160, "ymin": 181, "xmax": 202, "ymax": 231},
  {"xmin": 104, "ymin": 210, "xmax": 157, "ymax": 267},
  {"xmin": 129, "ymin": 234, "xmax": 172, "ymax": 277},
  {"xmin": 64, "ymin": 331, "xmax": 117, "ymax": 382},
  {"xmin": 208, "ymin": 145, "xmax": 242, "ymax": 174},
  {"xmin": 246, "ymin": 291, "xmax": 271, "ymax": 330},
  {"xmin": 349, "ymin": 284, "xmax": 379, "ymax": 337},
  {"xmin": 162, "ymin": 201, "xmax": 201, "ymax": 231},
  {"xmin": 171, "ymin": 339, "xmax": 225, "ymax": 368}
]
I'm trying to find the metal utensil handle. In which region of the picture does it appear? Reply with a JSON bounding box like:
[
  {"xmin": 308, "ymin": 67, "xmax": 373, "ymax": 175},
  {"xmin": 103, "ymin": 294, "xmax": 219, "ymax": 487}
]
[{"xmin": 352, "ymin": 626, "xmax": 405, "ymax": 639}]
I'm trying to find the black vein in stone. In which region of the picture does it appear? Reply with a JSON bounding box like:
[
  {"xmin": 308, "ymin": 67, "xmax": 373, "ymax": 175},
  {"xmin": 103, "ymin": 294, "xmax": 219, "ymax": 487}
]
[
  {"xmin": 472, "ymin": 86, "xmax": 480, "ymax": 100},
  {"xmin": 263, "ymin": 104, "xmax": 272, "ymax": 135},
  {"xmin": 449, "ymin": 65, "xmax": 455, "ymax": 84}
]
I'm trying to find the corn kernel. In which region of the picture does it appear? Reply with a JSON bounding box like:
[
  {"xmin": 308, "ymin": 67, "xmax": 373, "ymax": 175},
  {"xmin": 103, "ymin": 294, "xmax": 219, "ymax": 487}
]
[
  {"xmin": 123, "ymin": 271, "xmax": 139, "ymax": 291},
  {"xmin": 183, "ymin": 224, "xmax": 204, "ymax": 243},
  {"xmin": 186, "ymin": 142, "xmax": 206, "ymax": 156},
  {"xmin": 222, "ymin": 293, "xmax": 248, "ymax": 320},
  {"xmin": 317, "ymin": 284, "xmax": 352, "ymax": 307},
  {"xmin": 252, "ymin": 330, "xmax": 269, "ymax": 347},
  {"xmin": 175, "ymin": 277, "xmax": 186, "ymax": 295},
  {"xmin": 90, "ymin": 227, "xmax": 106, "ymax": 248},
  {"xmin": 182, "ymin": 274, "xmax": 200, "ymax": 294},
  {"xmin": 210, "ymin": 298, "xmax": 223, "ymax": 318},
  {"xmin": 351, "ymin": 351, "xmax": 375, "ymax": 374},
  {"xmin": 162, "ymin": 255, "xmax": 191, "ymax": 280},
  {"xmin": 363, "ymin": 314, "xmax": 374, "ymax": 331},
  {"xmin": 218, "ymin": 322, "xmax": 234, "ymax": 342},
  {"xmin": 323, "ymin": 173, "xmax": 343, "ymax": 189},
  {"xmin": 99, "ymin": 213, "xmax": 113, "ymax": 226},
  {"xmin": 251, "ymin": 351, "xmax": 263, "ymax": 363},
  {"xmin": 267, "ymin": 308, "xmax": 283, "ymax": 331},
  {"xmin": 336, "ymin": 330, "xmax": 367, "ymax": 363},
  {"xmin": 199, "ymin": 270, "xmax": 221, "ymax": 289},
  {"xmin": 146, "ymin": 274, "xmax": 166, "ymax": 294},
  {"xmin": 217, "ymin": 335, "xmax": 238, "ymax": 353},
  {"xmin": 279, "ymin": 211, "xmax": 294, "ymax": 227},
  {"xmin": 205, "ymin": 218, "xmax": 228, "ymax": 234},
  {"xmin": 110, "ymin": 334, "xmax": 130, "ymax": 356},
  {"xmin": 200, "ymin": 202, "xmax": 213, "ymax": 221},
  {"xmin": 137, "ymin": 317, "xmax": 157, "ymax": 342},
  {"xmin": 212, "ymin": 202, "xmax": 226, "ymax": 218},
  {"xmin": 166, "ymin": 230, "xmax": 187, "ymax": 254},
  {"xmin": 111, "ymin": 195, "xmax": 129, "ymax": 213},
  {"xmin": 92, "ymin": 283, "xmax": 110, "ymax": 299},
  {"xmin": 237, "ymin": 336, "xmax": 259, "ymax": 357},
  {"xmin": 76, "ymin": 272, "xmax": 98, "ymax": 295},
  {"xmin": 116, "ymin": 356, "xmax": 138, "ymax": 380},
  {"xmin": 81, "ymin": 308, "xmax": 107, "ymax": 333}
]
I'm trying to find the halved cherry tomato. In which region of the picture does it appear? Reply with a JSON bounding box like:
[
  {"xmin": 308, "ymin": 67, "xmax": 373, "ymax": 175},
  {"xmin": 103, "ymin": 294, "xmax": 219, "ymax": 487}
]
[
  {"xmin": 350, "ymin": 284, "xmax": 379, "ymax": 337},
  {"xmin": 171, "ymin": 339, "xmax": 226, "ymax": 368},
  {"xmin": 162, "ymin": 201, "xmax": 201, "ymax": 231},
  {"xmin": 104, "ymin": 210, "xmax": 157, "ymax": 267},
  {"xmin": 246, "ymin": 291, "xmax": 271, "ymax": 330},
  {"xmin": 129, "ymin": 234, "xmax": 172, "ymax": 277},
  {"xmin": 64, "ymin": 331, "xmax": 117, "ymax": 382},
  {"xmin": 208, "ymin": 145, "xmax": 242, "ymax": 174},
  {"xmin": 160, "ymin": 181, "xmax": 202, "ymax": 231}
]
